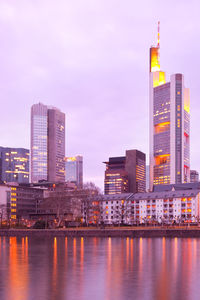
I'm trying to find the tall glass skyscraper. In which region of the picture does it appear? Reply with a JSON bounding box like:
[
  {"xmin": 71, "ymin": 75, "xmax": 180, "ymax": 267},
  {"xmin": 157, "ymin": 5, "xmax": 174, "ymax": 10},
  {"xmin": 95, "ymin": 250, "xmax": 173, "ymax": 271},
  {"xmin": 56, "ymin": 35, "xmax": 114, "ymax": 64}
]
[
  {"xmin": 31, "ymin": 103, "xmax": 65, "ymax": 183},
  {"xmin": 65, "ymin": 156, "xmax": 83, "ymax": 188},
  {"xmin": 31, "ymin": 103, "xmax": 48, "ymax": 182},
  {"xmin": 149, "ymin": 23, "xmax": 190, "ymax": 190}
]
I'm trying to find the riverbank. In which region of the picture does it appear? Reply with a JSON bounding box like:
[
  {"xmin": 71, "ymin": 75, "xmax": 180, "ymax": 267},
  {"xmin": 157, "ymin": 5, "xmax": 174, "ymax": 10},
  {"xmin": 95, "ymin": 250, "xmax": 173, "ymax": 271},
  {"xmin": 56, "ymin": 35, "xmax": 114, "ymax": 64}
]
[{"xmin": 1, "ymin": 227, "xmax": 200, "ymax": 238}]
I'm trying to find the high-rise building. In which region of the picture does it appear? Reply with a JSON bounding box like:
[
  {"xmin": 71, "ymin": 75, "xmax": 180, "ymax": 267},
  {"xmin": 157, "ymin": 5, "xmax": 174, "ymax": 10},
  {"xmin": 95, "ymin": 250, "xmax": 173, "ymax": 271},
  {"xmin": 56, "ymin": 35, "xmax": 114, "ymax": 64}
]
[
  {"xmin": 31, "ymin": 103, "xmax": 48, "ymax": 183},
  {"xmin": 0, "ymin": 147, "xmax": 29, "ymax": 183},
  {"xmin": 65, "ymin": 155, "xmax": 83, "ymax": 188},
  {"xmin": 190, "ymin": 170, "xmax": 199, "ymax": 183},
  {"xmin": 104, "ymin": 157, "xmax": 128, "ymax": 194},
  {"xmin": 146, "ymin": 165, "xmax": 150, "ymax": 191},
  {"xmin": 149, "ymin": 22, "xmax": 190, "ymax": 190},
  {"xmin": 31, "ymin": 103, "xmax": 65, "ymax": 183},
  {"xmin": 104, "ymin": 150, "xmax": 146, "ymax": 195},
  {"xmin": 48, "ymin": 108, "xmax": 65, "ymax": 182}
]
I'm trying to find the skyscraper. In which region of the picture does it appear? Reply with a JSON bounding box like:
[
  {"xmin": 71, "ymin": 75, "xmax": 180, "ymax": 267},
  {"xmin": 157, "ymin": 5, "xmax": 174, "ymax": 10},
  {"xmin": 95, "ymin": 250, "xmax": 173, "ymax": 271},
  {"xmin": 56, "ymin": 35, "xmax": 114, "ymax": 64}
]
[
  {"xmin": 104, "ymin": 150, "xmax": 146, "ymax": 194},
  {"xmin": 31, "ymin": 103, "xmax": 65, "ymax": 183},
  {"xmin": 31, "ymin": 103, "xmax": 48, "ymax": 183},
  {"xmin": 149, "ymin": 23, "xmax": 190, "ymax": 190},
  {"xmin": 65, "ymin": 155, "xmax": 83, "ymax": 188},
  {"xmin": 48, "ymin": 108, "xmax": 65, "ymax": 182}
]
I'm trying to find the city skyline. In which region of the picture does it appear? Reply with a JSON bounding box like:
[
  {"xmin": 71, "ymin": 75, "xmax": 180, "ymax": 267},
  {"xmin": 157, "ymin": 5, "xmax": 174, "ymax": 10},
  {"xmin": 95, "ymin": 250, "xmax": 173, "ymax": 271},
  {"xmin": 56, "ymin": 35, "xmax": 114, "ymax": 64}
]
[{"xmin": 0, "ymin": 1, "xmax": 200, "ymax": 189}]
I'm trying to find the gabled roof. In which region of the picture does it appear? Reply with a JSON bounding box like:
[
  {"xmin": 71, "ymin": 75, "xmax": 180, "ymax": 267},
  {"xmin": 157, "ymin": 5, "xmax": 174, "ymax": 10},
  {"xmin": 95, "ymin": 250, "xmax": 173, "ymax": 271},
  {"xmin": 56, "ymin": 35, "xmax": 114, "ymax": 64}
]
[
  {"xmin": 128, "ymin": 189, "xmax": 199, "ymax": 200},
  {"xmin": 153, "ymin": 183, "xmax": 200, "ymax": 192}
]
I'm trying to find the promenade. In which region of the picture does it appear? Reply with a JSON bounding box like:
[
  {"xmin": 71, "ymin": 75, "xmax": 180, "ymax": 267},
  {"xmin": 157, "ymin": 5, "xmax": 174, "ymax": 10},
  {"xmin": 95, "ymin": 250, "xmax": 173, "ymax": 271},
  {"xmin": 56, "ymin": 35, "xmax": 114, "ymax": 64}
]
[{"xmin": 1, "ymin": 226, "xmax": 200, "ymax": 238}]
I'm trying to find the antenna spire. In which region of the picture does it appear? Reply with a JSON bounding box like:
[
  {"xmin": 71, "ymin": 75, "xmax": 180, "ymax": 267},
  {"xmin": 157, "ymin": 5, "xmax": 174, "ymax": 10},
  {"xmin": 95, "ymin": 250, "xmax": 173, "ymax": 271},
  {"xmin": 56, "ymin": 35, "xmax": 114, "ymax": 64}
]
[{"xmin": 157, "ymin": 21, "xmax": 160, "ymax": 48}]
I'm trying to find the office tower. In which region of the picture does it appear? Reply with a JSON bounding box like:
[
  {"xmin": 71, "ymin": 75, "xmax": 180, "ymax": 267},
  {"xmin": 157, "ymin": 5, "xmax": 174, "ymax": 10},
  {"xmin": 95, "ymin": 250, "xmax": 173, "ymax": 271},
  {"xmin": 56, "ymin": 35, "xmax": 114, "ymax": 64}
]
[
  {"xmin": 146, "ymin": 165, "xmax": 150, "ymax": 191},
  {"xmin": 104, "ymin": 149, "xmax": 146, "ymax": 194},
  {"xmin": 31, "ymin": 103, "xmax": 48, "ymax": 182},
  {"xmin": 0, "ymin": 147, "xmax": 29, "ymax": 183},
  {"xmin": 104, "ymin": 157, "xmax": 128, "ymax": 194},
  {"xmin": 190, "ymin": 170, "xmax": 199, "ymax": 183},
  {"xmin": 65, "ymin": 155, "xmax": 83, "ymax": 188},
  {"xmin": 48, "ymin": 108, "xmax": 65, "ymax": 182},
  {"xmin": 31, "ymin": 103, "xmax": 65, "ymax": 183},
  {"xmin": 149, "ymin": 22, "xmax": 190, "ymax": 190}
]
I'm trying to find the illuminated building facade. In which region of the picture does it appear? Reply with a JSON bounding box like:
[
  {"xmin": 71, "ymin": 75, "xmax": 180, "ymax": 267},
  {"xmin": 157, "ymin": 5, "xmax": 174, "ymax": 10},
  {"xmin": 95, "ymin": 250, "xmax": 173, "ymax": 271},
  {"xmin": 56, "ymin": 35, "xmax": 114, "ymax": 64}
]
[
  {"xmin": 104, "ymin": 150, "xmax": 146, "ymax": 195},
  {"xmin": 65, "ymin": 155, "xmax": 83, "ymax": 188},
  {"xmin": 190, "ymin": 170, "xmax": 199, "ymax": 183},
  {"xmin": 0, "ymin": 147, "xmax": 29, "ymax": 183},
  {"xmin": 31, "ymin": 103, "xmax": 48, "ymax": 182},
  {"xmin": 31, "ymin": 103, "xmax": 65, "ymax": 183},
  {"xmin": 9, "ymin": 184, "xmax": 44, "ymax": 221},
  {"xmin": 104, "ymin": 156, "xmax": 129, "ymax": 194},
  {"xmin": 149, "ymin": 23, "xmax": 190, "ymax": 190},
  {"xmin": 98, "ymin": 187, "xmax": 200, "ymax": 225}
]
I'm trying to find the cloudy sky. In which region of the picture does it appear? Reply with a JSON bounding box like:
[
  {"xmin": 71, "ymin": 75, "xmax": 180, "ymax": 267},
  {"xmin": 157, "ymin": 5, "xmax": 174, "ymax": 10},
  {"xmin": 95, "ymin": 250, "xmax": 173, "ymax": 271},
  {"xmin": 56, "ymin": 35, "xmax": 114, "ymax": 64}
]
[{"xmin": 0, "ymin": 0, "xmax": 200, "ymax": 189}]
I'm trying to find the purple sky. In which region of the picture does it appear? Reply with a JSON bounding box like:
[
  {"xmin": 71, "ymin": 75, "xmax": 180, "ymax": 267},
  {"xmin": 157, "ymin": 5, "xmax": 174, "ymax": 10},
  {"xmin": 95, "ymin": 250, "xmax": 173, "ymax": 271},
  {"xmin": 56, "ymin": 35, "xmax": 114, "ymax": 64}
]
[{"xmin": 0, "ymin": 0, "xmax": 200, "ymax": 190}]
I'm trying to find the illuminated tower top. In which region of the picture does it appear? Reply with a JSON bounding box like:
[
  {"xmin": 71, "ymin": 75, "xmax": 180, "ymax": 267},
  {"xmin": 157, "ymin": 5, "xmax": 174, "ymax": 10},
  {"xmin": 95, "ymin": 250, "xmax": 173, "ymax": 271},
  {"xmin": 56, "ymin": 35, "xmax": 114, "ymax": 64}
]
[
  {"xmin": 150, "ymin": 21, "xmax": 160, "ymax": 72},
  {"xmin": 149, "ymin": 22, "xmax": 166, "ymax": 87}
]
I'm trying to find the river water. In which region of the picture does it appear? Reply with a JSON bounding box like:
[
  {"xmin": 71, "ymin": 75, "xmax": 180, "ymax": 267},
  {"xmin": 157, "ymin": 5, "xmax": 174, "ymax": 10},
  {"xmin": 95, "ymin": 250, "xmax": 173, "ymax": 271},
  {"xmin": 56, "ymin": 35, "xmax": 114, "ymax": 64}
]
[{"xmin": 0, "ymin": 236, "xmax": 199, "ymax": 300}]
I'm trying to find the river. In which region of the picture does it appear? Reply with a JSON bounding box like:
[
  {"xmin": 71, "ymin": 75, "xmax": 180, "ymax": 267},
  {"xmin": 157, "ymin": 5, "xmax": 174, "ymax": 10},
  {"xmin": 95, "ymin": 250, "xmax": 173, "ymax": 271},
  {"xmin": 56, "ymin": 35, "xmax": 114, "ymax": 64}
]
[{"xmin": 0, "ymin": 236, "xmax": 199, "ymax": 300}]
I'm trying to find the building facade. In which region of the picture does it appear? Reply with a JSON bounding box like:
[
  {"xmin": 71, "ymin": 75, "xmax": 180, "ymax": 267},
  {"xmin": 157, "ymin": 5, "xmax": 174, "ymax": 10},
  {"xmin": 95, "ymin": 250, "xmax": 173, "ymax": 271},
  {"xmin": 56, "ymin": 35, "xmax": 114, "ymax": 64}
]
[
  {"xmin": 31, "ymin": 103, "xmax": 48, "ymax": 182},
  {"xmin": 9, "ymin": 184, "xmax": 44, "ymax": 221},
  {"xmin": 0, "ymin": 184, "xmax": 11, "ymax": 221},
  {"xmin": 31, "ymin": 103, "xmax": 65, "ymax": 183},
  {"xmin": 48, "ymin": 108, "xmax": 65, "ymax": 182},
  {"xmin": 87, "ymin": 183, "xmax": 200, "ymax": 225},
  {"xmin": 104, "ymin": 150, "xmax": 146, "ymax": 195},
  {"xmin": 0, "ymin": 147, "xmax": 29, "ymax": 183},
  {"xmin": 149, "ymin": 24, "xmax": 190, "ymax": 190},
  {"xmin": 99, "ymin": 189, "xmax": 200, "ymax": 225},
  {"xmin": 65, "ymin": 155, "xmax": 83, "ymax": 188},
  {"xmin": 190, "ymin": 170, "xmax": 199, "ymax": 183}
]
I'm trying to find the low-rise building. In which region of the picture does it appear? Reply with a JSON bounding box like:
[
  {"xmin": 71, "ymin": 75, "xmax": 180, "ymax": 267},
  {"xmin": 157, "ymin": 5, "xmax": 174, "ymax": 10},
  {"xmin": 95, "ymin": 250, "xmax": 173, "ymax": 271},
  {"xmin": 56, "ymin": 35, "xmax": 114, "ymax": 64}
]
[{"xmin": 89, "ymin": 183, "xmax": 200, "ymax": 225}]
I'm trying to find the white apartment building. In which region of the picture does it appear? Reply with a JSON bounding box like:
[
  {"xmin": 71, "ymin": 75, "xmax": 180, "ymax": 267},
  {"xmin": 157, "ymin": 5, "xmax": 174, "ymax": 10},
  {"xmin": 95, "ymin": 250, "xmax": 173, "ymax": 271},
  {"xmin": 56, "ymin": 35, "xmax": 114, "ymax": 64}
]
[{"xmin": 95, "ymin": 188, "xmax": 200, "ymax": 225}]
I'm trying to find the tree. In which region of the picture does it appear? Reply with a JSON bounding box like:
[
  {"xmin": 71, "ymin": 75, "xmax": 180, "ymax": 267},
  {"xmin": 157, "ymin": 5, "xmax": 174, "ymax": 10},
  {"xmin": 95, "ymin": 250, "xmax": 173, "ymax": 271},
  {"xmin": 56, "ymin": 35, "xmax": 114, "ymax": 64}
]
[
  {"xmin": 39, "ymin": 187, "xmax": 82, "ymax": 227},
  {"xmin": 112, "ymin": 200, "xmax": 132, "ymax": 226},
  {"xmin": 82, "ymin": 182, "xmax": 102, "ymax": 226},
  {"xmin": 0, "ymin": 204, "xmax": 7, "ymax": 227}
]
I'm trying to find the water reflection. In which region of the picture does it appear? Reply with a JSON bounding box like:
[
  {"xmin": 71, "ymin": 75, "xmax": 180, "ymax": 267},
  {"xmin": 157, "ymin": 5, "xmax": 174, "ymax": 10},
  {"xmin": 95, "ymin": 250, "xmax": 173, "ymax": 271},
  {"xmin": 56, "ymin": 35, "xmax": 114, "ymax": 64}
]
[{"xmin": 0, "ymin": 237, "xmax": 200, "ymax": 300}]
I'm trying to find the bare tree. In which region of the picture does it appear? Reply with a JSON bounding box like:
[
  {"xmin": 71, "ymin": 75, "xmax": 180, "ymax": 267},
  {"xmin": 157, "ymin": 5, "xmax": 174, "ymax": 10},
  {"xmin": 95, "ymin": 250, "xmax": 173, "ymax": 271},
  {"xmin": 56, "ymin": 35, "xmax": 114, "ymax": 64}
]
[
  {"xmin": 0, "ymin": 204, "xmax": 7, "ymax": 226},
  {"xmin": 112, "ymin": 200, "xmax": 132, "ymax": 226},
  {"xmin": 39, "ymin": 188, "xmax": 83, "ymax": 227},
  {"xmin": 82, "ymin": 182, "xmax": 102, "ymax": 226}
]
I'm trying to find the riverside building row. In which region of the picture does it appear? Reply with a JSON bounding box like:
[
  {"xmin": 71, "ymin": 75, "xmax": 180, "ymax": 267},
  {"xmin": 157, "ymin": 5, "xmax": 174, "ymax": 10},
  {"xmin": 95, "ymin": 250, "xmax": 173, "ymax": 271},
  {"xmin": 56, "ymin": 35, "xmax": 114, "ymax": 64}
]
[
  {"xmin": 83, "ymin": 183, "xmax": 200, "ymax": 225},
  {"xmin": 0, "ymin": 182, "xmax": 82, "ymax": 223}
]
